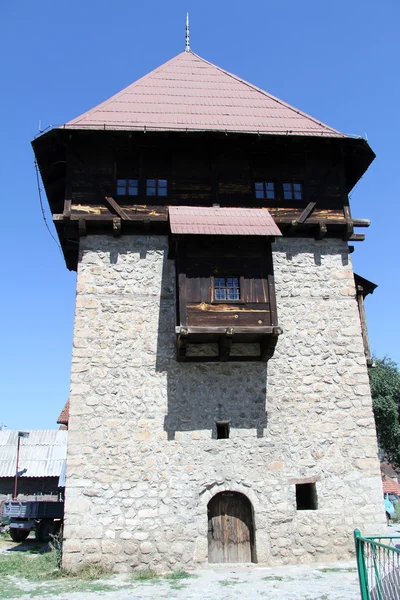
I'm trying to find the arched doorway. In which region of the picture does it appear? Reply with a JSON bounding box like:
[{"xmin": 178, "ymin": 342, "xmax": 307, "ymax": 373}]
[{"xmin": 207, "ymin": 491, "xmax": 256, "ymax": 563}]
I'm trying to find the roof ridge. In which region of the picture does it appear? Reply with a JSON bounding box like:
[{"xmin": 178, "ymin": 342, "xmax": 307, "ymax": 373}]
[{"xmin": 190, "ymin": 51, "xmax": 341, "ymax": 135}]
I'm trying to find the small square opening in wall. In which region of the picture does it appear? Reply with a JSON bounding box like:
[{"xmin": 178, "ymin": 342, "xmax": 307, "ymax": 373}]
[
  {"xmin": 216, "ymin": 422, "xmax": 230, "ymax": 439},
  {"xmin": 296, "ymin": 483, "xmax": 318, "ymax": 510}
]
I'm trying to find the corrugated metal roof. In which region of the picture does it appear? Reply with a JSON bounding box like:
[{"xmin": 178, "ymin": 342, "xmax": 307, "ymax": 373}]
[
  {"xmin": 64, "ymin": 51, "xmax": 344, "ymax": 138},
  {"xmin": 0, "ymin": 430, "xmax": 67, "ymax": 478},
  {"xmin": 169, "ymin": 206, "xmax": 282, "ymax": 236}
]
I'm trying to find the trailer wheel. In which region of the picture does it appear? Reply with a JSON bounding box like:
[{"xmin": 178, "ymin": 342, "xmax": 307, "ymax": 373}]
[
  {"xmin": 10, "ymin": 529, "xmax": 29, "ymax": 543},
  {"xmin": 36, "ymin": 520, "xmax": 58, "ymax": 543}
]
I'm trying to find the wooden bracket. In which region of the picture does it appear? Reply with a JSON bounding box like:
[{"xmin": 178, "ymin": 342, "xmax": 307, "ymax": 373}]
[
  {"xmin": 113, "ymin": 218, "xmax": 121, "ymax": 237},
  {"xmin": 177, "ymin": 330, "xmax": 188, "ymax": 361},
  {"xmin": 219, "ymin": 328, "xmax": 233, "ymax": 362},
  {"xmin": 78, "ymin": 219, "xmax": 87, "ymax": 237},
  {"xmin": 63, "ymin": 199, "xmax": 71, "ymax": 219},
  {"xmin": 344, "ymin": 220, "xmax": 354, "ymax": 241},
  {"xmin": 316, "ymin": 222, "xmax": 327, "ymax": 240},
  {"xmin": 297, "ymin": 201, "xmax": 317, "ymax": 224}
]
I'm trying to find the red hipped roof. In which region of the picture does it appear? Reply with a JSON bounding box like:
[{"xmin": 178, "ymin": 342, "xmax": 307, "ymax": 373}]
[
  {"xmin": 57, "ymin": 399, "xmax": 69, "ymax": 428},
  {"xmin": 383, "ymin": 479, "xmax": 400, "ymax": 495},
  {"xmin": 64, "ymin": 51, "xmax": 344, "ymax": 138},
  {"xmin": 169, "ymin": 206, "xmax": 282, "ymax": 236}
]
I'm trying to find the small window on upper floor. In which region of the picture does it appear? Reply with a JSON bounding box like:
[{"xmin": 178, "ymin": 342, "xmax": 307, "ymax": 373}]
[
  {"xmin": 116, "ymin": 178, "xmax": 138, "ymax": 196},
  {"xmin": 146, "ymin": 178, "xmax": 168, "ymax": 197},
  {"xmin": 214, "ymin": 276, "xmax": 240, "ymax": 302},
  {"xmin": 283, "ymin": 181, "xmax": 303, "ymax": 200},
  {"xmin": 255, "ymin": 181, "xmax": 275, "ymax": 200}
]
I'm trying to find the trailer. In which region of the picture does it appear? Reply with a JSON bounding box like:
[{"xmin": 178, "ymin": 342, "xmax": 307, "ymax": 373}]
[{"xmin": 2, "ymin": 501, "xmax": 64, "ymax": 543}]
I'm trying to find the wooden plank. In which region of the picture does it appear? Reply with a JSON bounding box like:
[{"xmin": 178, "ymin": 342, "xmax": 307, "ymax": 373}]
[
  {"xmin": 187, "ymin": 307, "xmax": 272, "ymax": 327},
  {"xmin": 297, "ymin": 201, "xmax": 317, "ymax": 224},
  {"xmin": 178, "ymin": 325, "xmax": 276, "ymax": 335},
  {"xmin": 63, "ymin": 152, "xmax": 73, "ymax": 218},
  {"xmin": 178, "ymin": 272, "xmax": 188, "ymax": 327},
  {"xmin": 357, "ymin": 289, "xmax": 372, "ymax": 364},
  {"xmin": 349, "ymin": 234, "xmax": 365, "ymax": 241}
]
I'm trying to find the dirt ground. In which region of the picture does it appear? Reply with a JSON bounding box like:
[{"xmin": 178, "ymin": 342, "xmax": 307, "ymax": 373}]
[{"xmin": 0, "ymin": 534, "xmax": 362, "ymax": 600}]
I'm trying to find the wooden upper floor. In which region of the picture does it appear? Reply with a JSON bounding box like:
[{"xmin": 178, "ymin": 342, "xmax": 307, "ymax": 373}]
[{"xmin": 32, "ymin": 128, "xmax": 373, "ymax": 271}]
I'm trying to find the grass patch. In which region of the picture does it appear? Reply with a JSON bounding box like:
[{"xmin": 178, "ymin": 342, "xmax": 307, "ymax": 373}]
[
  {"xmin": 0, "ymin": 548, "xmax": 113, "ymax": 582},
  {"xmin": 164, "ymin": 569, "xmax": 196, "ymax": 580},
  {"xmin": 219, "ymin": 579, "xmax": 240, "ymax": 586},
  {"xmin": 262, "ymin": 575, "xmax": 295, "ymax": 581},
  {"xmin": 169, "ymin": 582, "xmax": 187, "ymax": 590},
  {"xmin": 0, "ymin": 549, "xmax": 60, "ymax": 581},
  {"xmin": 318, "ymin": 567, "xmax": 356, "ymax": 573},
  {"xmin": 132, "ymin": 568, "xmax": 159, "ymax": 581}
]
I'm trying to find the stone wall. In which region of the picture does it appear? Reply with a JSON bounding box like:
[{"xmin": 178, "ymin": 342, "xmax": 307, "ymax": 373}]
[{"xmin": 63, "ymin": 235, "xmax": 385, "ymax": 571}]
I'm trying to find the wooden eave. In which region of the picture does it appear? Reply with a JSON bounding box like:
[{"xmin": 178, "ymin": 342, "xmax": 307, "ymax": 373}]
[
  {"xmin": 354, "ymin": 273, "xmax": 378, "ymax": 298},
  {"xmin": 32, "ymin": 128, "xmax": 374, "ymax": 271}
]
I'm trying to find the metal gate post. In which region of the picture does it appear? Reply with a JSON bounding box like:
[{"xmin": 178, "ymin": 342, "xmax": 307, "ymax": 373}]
[{"xmin": 354, "ymin": 529, "xmax": 370, "ymax": 600}]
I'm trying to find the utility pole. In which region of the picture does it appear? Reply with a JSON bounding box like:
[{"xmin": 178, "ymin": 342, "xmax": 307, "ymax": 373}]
[{"xmin": 13, "ymin": 432, "xmax": 29, "ymax": 501}]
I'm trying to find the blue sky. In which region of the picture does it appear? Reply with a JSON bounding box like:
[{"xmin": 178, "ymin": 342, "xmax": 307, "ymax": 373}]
[{"xmin": 0, "ymin": 0, "xmax": 399, "ymax": 430}]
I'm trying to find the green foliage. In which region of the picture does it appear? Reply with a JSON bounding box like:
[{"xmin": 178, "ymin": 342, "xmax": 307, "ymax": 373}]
[
  {"xmin": 393, "ymin": 501, "xmax": 400, "ymax": 523},
  {"xmin": 369, "ymin": 357, "xmax": 400, "ymax": 469}
]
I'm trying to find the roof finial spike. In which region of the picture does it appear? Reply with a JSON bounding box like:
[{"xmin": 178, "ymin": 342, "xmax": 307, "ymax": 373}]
[{"xmin": 185, "ymin": 13, "xmax": 190, "ymax": 52}]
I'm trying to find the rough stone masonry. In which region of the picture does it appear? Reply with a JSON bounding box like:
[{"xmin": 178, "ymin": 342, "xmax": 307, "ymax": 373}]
[{"xmin": 62, "ymin": 234, "xmax": 385, "ymax": 571}]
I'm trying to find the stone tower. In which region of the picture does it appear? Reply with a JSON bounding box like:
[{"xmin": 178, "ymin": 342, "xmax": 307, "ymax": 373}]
[{"xmin": 33, "ymin": 50, "xmax": 385, "ymax": 571}]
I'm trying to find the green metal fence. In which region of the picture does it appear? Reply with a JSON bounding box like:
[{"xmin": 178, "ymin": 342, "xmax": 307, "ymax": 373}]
[{"xmin": 354, "ymin": 529, "xmax": 400, "ymax": 599}]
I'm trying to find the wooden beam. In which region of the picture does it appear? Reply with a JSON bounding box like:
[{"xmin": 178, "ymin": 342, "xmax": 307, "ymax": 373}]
[
  {"xmin": 349, "ymin": 233, "xmax": 365, "ymax": 242},
  {"xmin": 260, "ymin": 337, "xmax": 276, "ymax": 362},
  {"xmin": 177, "ymin": 333, "xmax": 188, "ymax": 361},
  {"xmin": 177, "ymin": 325, "xmax": 276, "ymax": 335},
  {"xmin": 316, "ymin": 222, "xmax": 327, "ymax": 240},
  {"xmin": 113, "ymin": 218, "xmax": 121, "ymax": 237},
  {"xmin": 78, "ymin": 219, "xmax": 86, "ymax": 237},
  {"xmin": 352, "ymin": 219, "xmax": 370, "ymax": 228},
  {"xmin": 71, "ymin": 154, "xmax": 131, "ymax": 221},
  {"xmin": 343, "ymin": 220, "xmax": 354, "ymax": 240},
  {"xmin": 356, "ymin": 290, "xmax": 372, "ymax": 365},
  {"xmin": 63, "ymin": 152, "xmax": 72, "ymax": 218},
  {"xmin": 219, "ymin": 329, "xmax": 233, "ymax": 361},
  {"xmin": 297, "ymin": 201, "xmax": 317, "ymax": 224}
]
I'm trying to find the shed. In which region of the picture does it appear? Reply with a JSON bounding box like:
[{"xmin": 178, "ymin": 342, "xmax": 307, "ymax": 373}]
[{"xmin": 0, "ymin": 430, "xmax": 67, "ymax": 502}]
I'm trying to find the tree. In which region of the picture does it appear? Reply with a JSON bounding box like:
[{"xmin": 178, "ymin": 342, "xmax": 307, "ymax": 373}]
[{"xmin": 369, "ymin": 357, "xmax": 400, "ymax": 470}]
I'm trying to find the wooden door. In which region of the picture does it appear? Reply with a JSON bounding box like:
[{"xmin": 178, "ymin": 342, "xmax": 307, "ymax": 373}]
[{"xmin": 207, "ymin": 492, "xmax": 255, "ymax": 563}]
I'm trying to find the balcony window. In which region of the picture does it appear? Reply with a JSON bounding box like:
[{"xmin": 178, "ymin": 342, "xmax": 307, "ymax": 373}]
[{"xmin": 214, "ymin": 277, "xmax": 240, "ymax": 301}]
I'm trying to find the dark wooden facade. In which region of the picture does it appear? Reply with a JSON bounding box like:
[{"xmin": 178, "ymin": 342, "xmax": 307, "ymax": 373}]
[
  {"xmin": 175, "ymin": 236, "xmax": 280, "ymax": 361},
  {"xmin": 32, "ymin": 128, "xmax": 374, "ymax": 362}
]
